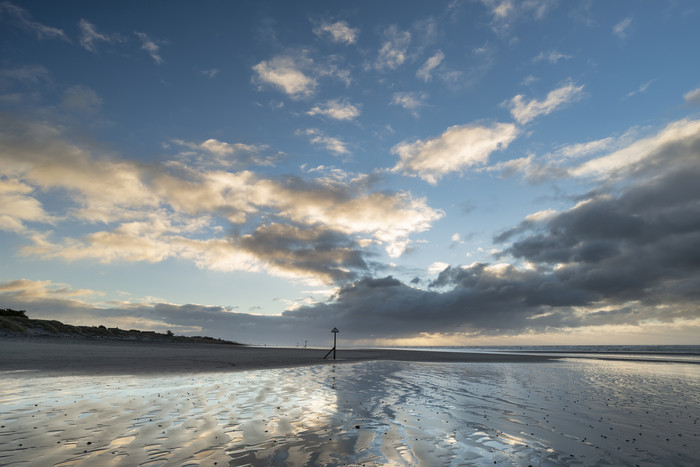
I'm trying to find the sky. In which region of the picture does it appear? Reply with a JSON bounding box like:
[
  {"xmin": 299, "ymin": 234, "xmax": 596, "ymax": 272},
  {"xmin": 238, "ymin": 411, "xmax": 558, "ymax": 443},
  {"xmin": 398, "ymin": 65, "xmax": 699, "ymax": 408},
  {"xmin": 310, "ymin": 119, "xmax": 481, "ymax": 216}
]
[{"xmin": 1, "ymin": 0, "xmax": 699, "ymax": 347}]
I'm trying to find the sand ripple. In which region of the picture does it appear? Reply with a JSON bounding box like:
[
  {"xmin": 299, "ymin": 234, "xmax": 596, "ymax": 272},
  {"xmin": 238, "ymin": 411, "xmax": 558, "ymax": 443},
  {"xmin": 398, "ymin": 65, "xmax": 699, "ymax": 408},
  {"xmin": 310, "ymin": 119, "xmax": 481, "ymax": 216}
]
[{"xmin": 1, "ymin": 359, "xmax": 698, "ymax": 466}]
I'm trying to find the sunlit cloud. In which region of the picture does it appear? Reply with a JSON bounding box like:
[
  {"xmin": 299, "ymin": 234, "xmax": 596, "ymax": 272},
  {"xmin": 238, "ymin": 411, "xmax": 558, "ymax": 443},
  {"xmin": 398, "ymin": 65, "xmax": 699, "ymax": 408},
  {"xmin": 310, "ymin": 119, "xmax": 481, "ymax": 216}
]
[
  {"xmin": 572, "ymin": 119, "xmax": 700, "ymax": 180},
  {"xmin": 299, "ymin": 128, "xmax": 350, "ymax": 155},
  {"xmin": 313, "ymin": 20, "xmax": 358, "ymax": 44},
  {"xmin": 392, "ymin": 122, "xmax": 519, "ymax": 184},
  {"xmin": 416, "ymin": 50, "xmax": 444, "ymax": 82},
  {"xmin": 307, "ymin": 99, "xmax": 360, "ymax": 120},
  {"xmin": 374, "ymin": 26, "xmax": 411, "ymax": 70},
  {"xmin": 506, "ymin": 81, "xmax": 584, "ymax": 124},
  {"xmin": 252, "ymin": 54, "xmax": 317, "ymax": 99},
  {"xmin": 390, "ymin": 92, "xmax": 427, "ymax": 117},
  {"xmin": 532, "ymin": 49, "xmax": 572, "ymax": 64},
  {"xmin": 0, "ymin": 178, "xmax": 51, "ymax": 232}
]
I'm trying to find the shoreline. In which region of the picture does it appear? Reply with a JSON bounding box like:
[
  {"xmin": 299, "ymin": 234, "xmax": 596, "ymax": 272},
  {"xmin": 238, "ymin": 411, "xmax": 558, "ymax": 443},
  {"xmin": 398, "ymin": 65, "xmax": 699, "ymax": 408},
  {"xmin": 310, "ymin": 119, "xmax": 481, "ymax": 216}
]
[{"xmin": 0, "ymin": 337, "xmax": 555, "ymax": 376}]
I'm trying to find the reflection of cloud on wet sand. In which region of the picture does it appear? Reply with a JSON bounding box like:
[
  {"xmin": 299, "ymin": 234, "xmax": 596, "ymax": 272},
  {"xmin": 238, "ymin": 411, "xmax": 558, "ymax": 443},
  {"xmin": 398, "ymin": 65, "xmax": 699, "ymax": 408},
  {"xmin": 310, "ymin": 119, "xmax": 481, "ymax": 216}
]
[{"xmin": 1, "ymin": 360, "xmax": 698, "ymax": 465}]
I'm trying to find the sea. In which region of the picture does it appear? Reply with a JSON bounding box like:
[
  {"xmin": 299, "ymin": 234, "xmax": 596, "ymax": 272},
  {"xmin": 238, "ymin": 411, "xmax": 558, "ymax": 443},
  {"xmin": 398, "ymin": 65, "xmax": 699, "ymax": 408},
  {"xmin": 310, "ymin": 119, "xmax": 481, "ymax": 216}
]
[{"xmin": 376, "ymin": 344, "xmax": 700, "ymax": 364}]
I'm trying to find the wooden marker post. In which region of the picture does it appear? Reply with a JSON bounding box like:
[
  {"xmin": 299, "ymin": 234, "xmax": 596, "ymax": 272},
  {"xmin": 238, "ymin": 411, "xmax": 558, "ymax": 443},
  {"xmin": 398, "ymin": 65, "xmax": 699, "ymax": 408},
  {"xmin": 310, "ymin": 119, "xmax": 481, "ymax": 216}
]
[{"xmin": 323, "ymin": 327, "xmax": 339, "ymax": 360}]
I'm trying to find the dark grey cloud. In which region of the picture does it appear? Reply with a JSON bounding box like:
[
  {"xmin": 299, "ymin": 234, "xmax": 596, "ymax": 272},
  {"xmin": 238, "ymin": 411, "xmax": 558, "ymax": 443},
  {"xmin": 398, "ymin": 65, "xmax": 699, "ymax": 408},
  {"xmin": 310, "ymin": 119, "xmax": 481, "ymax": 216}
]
[{"xmin": 238, "ymin": 223, "xmax": 370, "ymax": 283}]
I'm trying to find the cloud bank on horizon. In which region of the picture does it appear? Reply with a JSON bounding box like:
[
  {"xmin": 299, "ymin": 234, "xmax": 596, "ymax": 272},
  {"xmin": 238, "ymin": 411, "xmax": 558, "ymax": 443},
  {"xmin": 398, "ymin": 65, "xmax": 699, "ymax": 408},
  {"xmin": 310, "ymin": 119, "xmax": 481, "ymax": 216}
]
[{"xmin": 1, "ymin": 0, "xmax": 699, "ymax": 346}]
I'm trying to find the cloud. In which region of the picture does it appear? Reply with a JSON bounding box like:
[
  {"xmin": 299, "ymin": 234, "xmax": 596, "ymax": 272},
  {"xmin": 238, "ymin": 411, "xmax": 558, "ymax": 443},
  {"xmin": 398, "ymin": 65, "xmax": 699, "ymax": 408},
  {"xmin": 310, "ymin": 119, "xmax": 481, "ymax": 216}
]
[
  {"xmin": 392, "ymin": 122, "xmax": 519, "ymax": 184},
  {"xmin": 252, "ymin": 54, "xmax": 317, "ymax": 99},
  {"xmin": 307, "ymin": 99, "xmax": 360, "ymax": 120},
  {"xmin": 201, "ymin": 69, "xmax": 219, "ymax": 79},
  {"xmin": 571, "ymin": 119, "xmax": 700, "ymax": 180},
  {"xmin": 0, "ymin": 65, "xmax": 50, "ymax": 87},
  {"xmin": 79, "ymin": 19, "xmax": 119, "ymax": 52},
  {"xmin": 134, "ymin": 31, "xmax": 164, "ymax": 64},
  {"xmin": 171, "ymin": 138, "xmax": 273, "ymax": 168},
  {"xmin": 313, "ymin": 20, "xmax": 358, "ymax": 44},
  {"xmin": 479, "ymin": 0, "xmax": 557, "ymax": 36},
  {"xmin": 239, "ymin": 223, "xmax": 369, "ymax": 283},
  {"xmin": 62, "ymin": 85, "xmax": 102, "ymax": 113},
  {"xmin": 299, "ymin": 128, "xmax": 350, "ymax": 155},
  {"xmin": 613, "ymin": 16, "xmax": 632, "ymax": 39},
  {"xmin": 626, "ymin": 79, "xmax": 654, "ymax": 98},
  {"xmin": 374, "ymin": 26, "xmax": 411, "ymax": 71},
  {"xmin": 506, "ymin": 81, "xmax": 584, "ymax": 124},
  {"xmin": 532, "ymin": 50, "xmax": 572, "ymax": 64},
  {"xmin": 1, "ymin": 116, "xmax": 442, "ymax": 282},
  {"xmin": 0, "ymin": 178, "xmax": 51, "ymax": 232},
  {"xmin": 390, "ymin": 92, "xmax": 428, "ymax": 117},
  {"xmin": 684, "ymin": 87, "xmax": 700, "ymax": 106},
  {"xmin": 416, "ymin": 50, "xmax": 444, "ymax": 82},
  {"xmin": 0, "ymin": 1, "xmax": 69, "ymax": 41}
]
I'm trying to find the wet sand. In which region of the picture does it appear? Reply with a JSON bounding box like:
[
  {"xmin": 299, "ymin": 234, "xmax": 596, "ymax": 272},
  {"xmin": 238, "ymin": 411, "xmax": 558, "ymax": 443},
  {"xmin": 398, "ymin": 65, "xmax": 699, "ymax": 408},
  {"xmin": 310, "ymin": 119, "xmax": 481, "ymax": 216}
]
[
  {"xmin": 2, "ymin": 358, "xmax": 698, "ymax": 466},
  {"xmin": 0, "ymin": 338, "xmax": 553, "ymax": 375},
  {"xmin": 2, "ymin": 339, "xmax": 698, "ymax": 466}
]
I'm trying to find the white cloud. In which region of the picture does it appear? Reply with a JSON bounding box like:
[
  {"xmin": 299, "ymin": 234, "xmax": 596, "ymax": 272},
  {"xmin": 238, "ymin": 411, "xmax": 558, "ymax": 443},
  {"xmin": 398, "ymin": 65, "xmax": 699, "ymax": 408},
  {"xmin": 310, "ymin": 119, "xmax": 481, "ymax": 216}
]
[
  {"xmin": 572, "ymin": 119, "xmax": 700, "ymax": 179},
  {"xmin": 532, "ymin": 50, "xmax": 572, "ymax": 64},
  {"xmin": 480, "ymin": 0, "xmax": 556, "ymax": 35},
  {"xmin": 684, "ymin": 87, "xmax": 700, "ymax": 106},
  {"xmin": 416, "ymin": 51, "xmax": 445, "ymax": 82},
  {"xmin": 252, "ymin": 55, "xmax": 316, "ymax": 99},
  {"xmin": 134, "ymin": 31, "xmax": 164, "ymax": 64},
  {"xmin": 557, "ymin": 136, "xmax": 615, "ymax": 159},
  {"xmin": 0, "ymin": 1, "xmax": 69, "ymax": 41},
  {"xmin": 0, "ymin": 178, "xmax": 51, "ymax": 232},
  {"xmin": 375, "ymin": 26, "xmax": 411, "ymax": 71},
  {"xmin": 613, "ymin": 17, "xmax": 632, "ymax": 39},
  {"xmin": 171, "ymin": 138, "xmax": 274, "ymax": 169},
  {"xmin": 506, "ymin": 81, "xmax": 584, "ymax": 124},
  {"xmin": 313, "ymin": 20, "xmax": 358, "ymax": 44},
  {"xmin": 300, "ymin": 128, "xmax": 350, "ymax": 155},
  {"xmin": 390, "ymin": 92, "xmax": 428, "ymax": 117},
  {"xmin": 79, "ymin": 19, "xmax": 118, "ymax": 52},
  {"xmin": 307, "ymin": 99, "xmax": 360, "ymax": 120},
  {"xmin": 392, "ymin": 122, "xmax": 519, "ymax": 184},
  {"xmin": 0, "ymin": 278, "xmax": 101, "ymax": 300},
  {"xmin": 428, "ymin": 261, "xmax": 450, "ymax": 274}
]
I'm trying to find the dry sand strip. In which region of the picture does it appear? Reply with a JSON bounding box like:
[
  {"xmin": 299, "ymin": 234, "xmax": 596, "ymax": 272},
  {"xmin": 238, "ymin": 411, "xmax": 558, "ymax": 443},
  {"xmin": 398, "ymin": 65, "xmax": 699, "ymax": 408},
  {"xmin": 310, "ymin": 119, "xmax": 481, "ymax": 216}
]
[{"xmin": 0, "ymin": 338, "xmax": 554, "ymax": 375}]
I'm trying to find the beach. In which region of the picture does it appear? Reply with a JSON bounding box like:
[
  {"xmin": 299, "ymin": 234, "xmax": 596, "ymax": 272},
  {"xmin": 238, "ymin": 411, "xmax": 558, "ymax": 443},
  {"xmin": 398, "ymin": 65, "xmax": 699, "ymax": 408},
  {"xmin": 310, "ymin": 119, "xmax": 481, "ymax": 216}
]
[{"xmin": 1, "ymin": 339, "xmax": 699, "ymax": 466}]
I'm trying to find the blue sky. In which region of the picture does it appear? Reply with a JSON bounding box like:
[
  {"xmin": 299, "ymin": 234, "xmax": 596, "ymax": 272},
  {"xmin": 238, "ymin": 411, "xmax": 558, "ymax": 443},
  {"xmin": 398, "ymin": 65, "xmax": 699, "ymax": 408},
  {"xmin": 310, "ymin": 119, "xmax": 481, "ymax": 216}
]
[{"xmin": 1, "ymin": 0, "xmax": 699, "ymax": 346}]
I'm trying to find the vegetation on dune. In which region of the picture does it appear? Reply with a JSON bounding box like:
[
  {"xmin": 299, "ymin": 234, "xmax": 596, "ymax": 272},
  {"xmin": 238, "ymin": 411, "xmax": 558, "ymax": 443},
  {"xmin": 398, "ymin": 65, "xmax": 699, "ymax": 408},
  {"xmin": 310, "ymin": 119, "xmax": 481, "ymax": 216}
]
[{"xmin": 0, "ymin": 309, "xmax": 240, "ymax": 345}]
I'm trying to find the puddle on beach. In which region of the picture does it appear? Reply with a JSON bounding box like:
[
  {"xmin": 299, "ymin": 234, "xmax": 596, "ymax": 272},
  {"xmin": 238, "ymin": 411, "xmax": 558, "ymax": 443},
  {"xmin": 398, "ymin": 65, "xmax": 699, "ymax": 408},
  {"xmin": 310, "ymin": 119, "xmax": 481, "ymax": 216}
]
[{"xmin": 1, "ymin": 359, "xmax": 698, "ymax": 466}]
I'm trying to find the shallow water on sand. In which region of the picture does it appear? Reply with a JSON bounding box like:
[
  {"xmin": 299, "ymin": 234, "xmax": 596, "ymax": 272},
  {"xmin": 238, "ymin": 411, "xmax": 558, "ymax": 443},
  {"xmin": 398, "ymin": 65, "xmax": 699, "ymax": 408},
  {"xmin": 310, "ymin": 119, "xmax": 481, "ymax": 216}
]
[{"xmin": 1, "ymin": 359, "xmax": 698, "ymax": 466}]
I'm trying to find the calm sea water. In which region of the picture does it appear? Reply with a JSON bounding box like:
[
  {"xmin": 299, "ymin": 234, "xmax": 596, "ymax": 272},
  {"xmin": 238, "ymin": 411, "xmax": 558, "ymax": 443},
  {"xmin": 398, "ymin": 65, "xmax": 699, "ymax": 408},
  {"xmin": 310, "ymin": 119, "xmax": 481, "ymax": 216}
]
[{"xmin": 377, "ymin": 345, "xmax": 700, "ymax": 364}]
